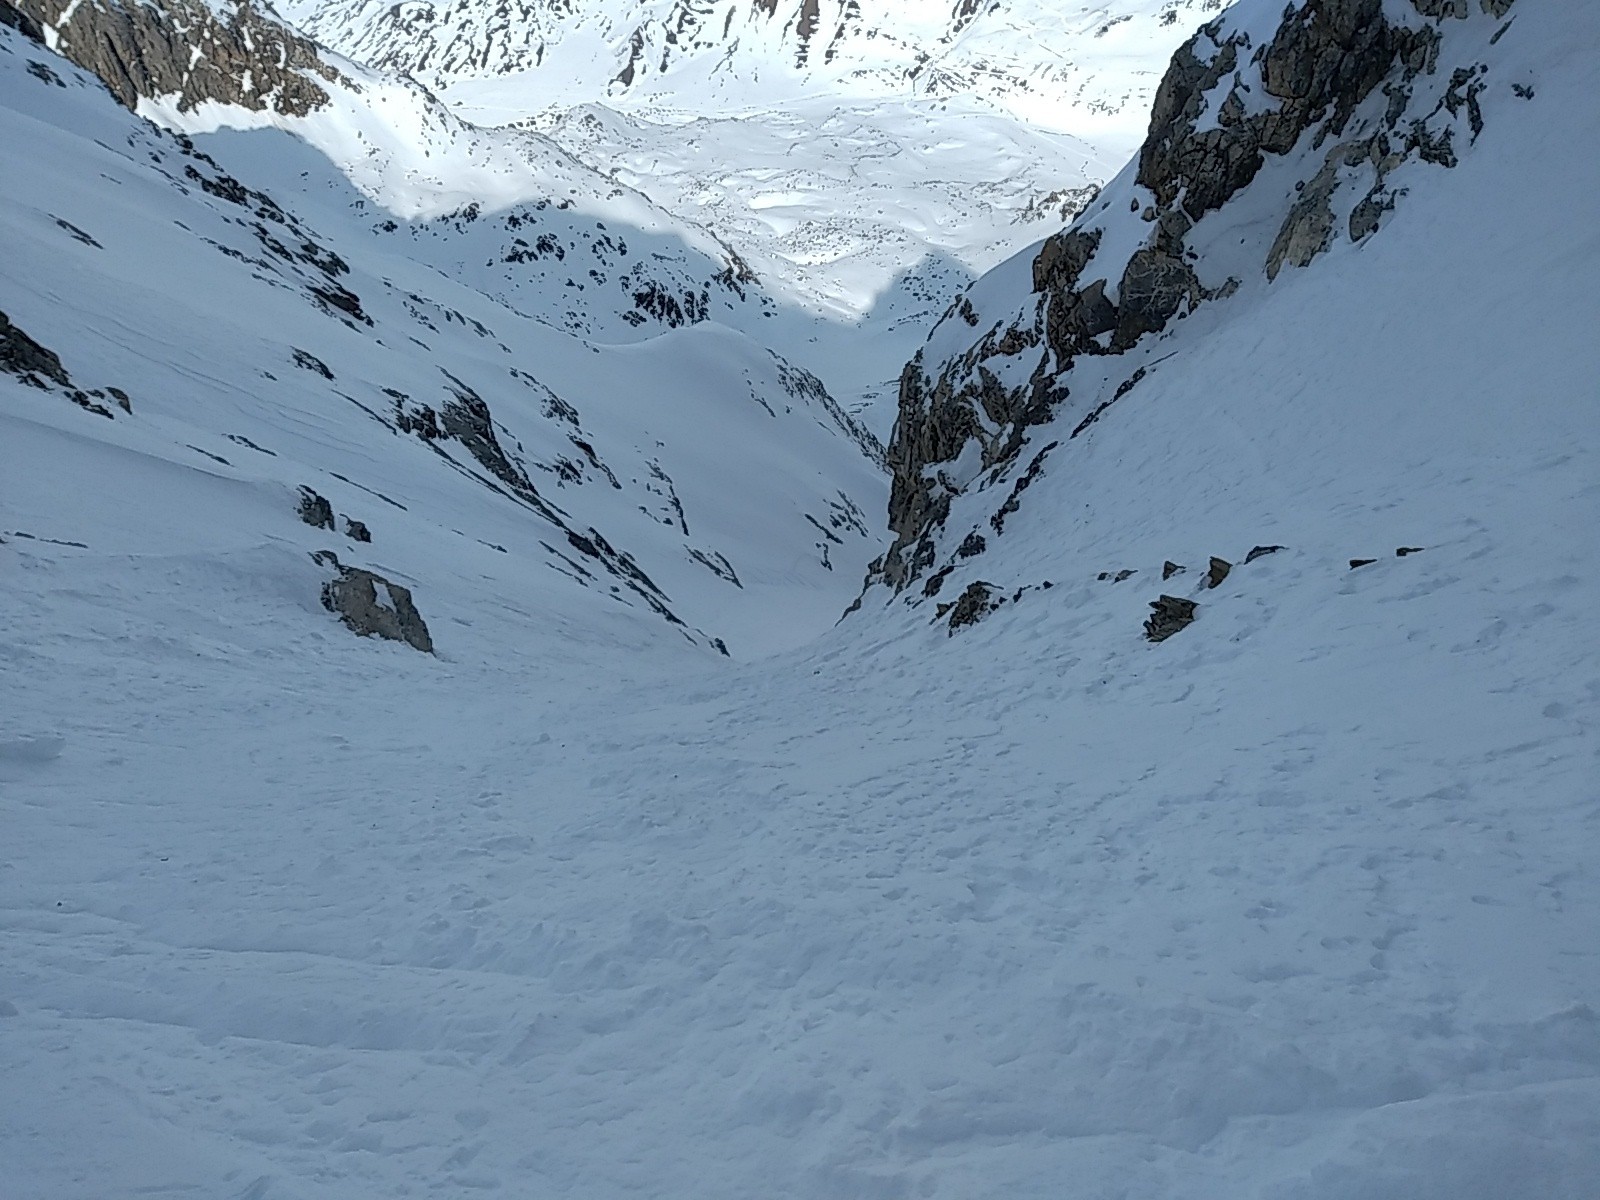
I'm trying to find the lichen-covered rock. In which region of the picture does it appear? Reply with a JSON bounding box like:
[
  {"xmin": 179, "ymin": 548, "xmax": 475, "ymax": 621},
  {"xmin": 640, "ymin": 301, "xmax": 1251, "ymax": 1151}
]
[{"xmin": 314, "ymin": 551, "xmax": 434, "ymax": 654}]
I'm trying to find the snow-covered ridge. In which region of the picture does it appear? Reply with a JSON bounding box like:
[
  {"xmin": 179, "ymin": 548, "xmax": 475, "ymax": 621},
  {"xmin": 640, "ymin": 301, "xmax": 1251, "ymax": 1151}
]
[
  {"xmin": 14, "ymin": 0, "xmax": 799, "ymax": 344},
  {"xmin": 0, "ymin": 22, "xmax": 884, "ymax": 659},
  {"xmin": 281, "ymin": 0, "xmax": 1224, "ymax": 139},
  {"xmin": 9, "ymin": 0, "xmax": 1229, "ymax": 426}
]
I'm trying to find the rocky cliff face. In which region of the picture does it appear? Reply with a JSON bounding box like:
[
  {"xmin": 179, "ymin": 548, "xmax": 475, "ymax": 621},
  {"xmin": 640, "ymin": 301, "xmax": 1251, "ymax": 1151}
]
[
  {"xmin": 867, "ymin": 0, "xmax": 1519, "ymax": 598},
  {"xmin": 16, "ymin": 0, "xmax": 345, "ymax": 114}
]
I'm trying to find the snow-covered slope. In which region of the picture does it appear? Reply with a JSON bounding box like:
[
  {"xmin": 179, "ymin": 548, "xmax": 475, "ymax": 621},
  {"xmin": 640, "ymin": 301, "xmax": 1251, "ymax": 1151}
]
[
  {"xmin": 865, "ymin": 0, "xmax": 1585, "ymax": 605},
  {"xmin": 17, "ymin": 0, "xmax": 809, "ymax": 346},
  {"xmin": 0, "ymin": 22, "xmax": 883, "ymax": 660},
  {"xmin": 268, "ymin": 0, "xmax": 1229, "ymax": 427},
  {"xmin": 4, "ymin": 1, "xmax": 1599, "ymax": 1197}
]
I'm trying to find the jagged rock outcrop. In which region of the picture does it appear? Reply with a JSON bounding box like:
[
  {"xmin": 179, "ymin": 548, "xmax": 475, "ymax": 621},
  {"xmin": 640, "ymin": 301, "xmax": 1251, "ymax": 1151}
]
[
  {"xmin": 1145, "ymin": 595, "xmax": 1198, "ymax": 642},
  {"xmin": 314, "ymin": 550, "xmax": 434, "ymax": 653},
  {"xmin": 14, "ymin": 0, "xmax": 345, "ymax": 114},
  {"xmin": 0, "ymin": 309, "xmax": 69, "ymax": 387},
  {"xmin": 1139, "ymin": 0, "xmax": 1438, "ymax": 222},
  {"xmin": 297, "ymin": 486, "xmax": 336, "ymax": 531},
  {"xmin": 944, "ymin": 581, "xmax": 999, "ymax": 633},
  {"xmin": 2, "ymin": 308, "xmax": 131, "ymax": 416},
  {"xmin": 866, "ymin": 0, "xmax": 1513, "ymax": 604}
]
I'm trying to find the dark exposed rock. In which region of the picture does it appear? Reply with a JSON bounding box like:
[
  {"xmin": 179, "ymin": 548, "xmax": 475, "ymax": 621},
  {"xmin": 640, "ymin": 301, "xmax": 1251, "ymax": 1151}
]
[
  {"xmin": 0, "ymin": 0, "xmax": 44, "ymax": 41},
  {"xmin": 1205, "ymin": 556, "xmax": 1233, "ymax": 589},
  {"xmin": 1145, "ymin": 595, "xmax": 1198, "ymax": 642},
  {"xmin": 956, "ymin": 532, "xmax": 986, "ymax": 559},
  {"xmin": 1396, "ymin": 545, "xmax": 1424, "ymax": 556},
  {"xmin": 344, "ymin": 518, "xmax": 371, "ymax": 543},
  {"xmin": 105, "ymin": 386, "xmax": 131, "ymax": 413},
  {"xmin": 990, "ymin": 441, "xmax": 1056, "ymax": 536},
  {"xmin": 1162, "ymin": 560, "xmax": 1185, "ymax": 580},
  {"xmin": 767, "ymin": 351, "xmax": 885, "ymax": 467},
  {"xmin": 1034, "ymin": 230, "xmax": 1115, "ymax": 361},
  {"xmin": 1245, "ymin": 544, "xmax": 1284, "ymax": 563},
  {"xmin": 1, "ymin": 321, "xmax": 118, "ymax": 421},
  {"xmin": 292, "ymin": 348, "xmax": 333, "ymax": 379},
  {"xmin": 1112, "ymin": 247, "xmax": 1202, "ymax": 350},
  {"xmin": 297, "ymin": 487, "xmax": 335, "ymax": 531},
  {"xmin": 438, "ymin": 375, "xmax": 543, "ymax": 503},
  {"xmin": 687, "ymin": 547, "xmax": 740, "ymax": 587},
  {"xmin": 1350, "ymin": 557, "xmax": 1378, "ymax": 568},
  {"xmin": 14, "ymin": 0, "xmax": 345, "ymax": 116},
  {"xmin": 1140, "ymin": 0, "xmax": 1442, "ymax": 228},
  {"xmin": 54, "ymin": 218, "xmax": 101, "ymax": 248},
  {"xmin": 67, "ymin": 390, "xmax": 116, "ymax": 418},
  {"xmin": 314, "ymin": 551, "xmax": 433, "ymax": 653},
  {"xmin": 1138, "ymin": 38, "xmax": 1252, "ymax": 222},
  {"xmin": 1, "ymin": 309, "xmax": 70, "ymax": 387},
  {"xmin": 1098, "ymin": 569, "xmax": 1136, "ymax": 583},
  {"xmin": 631, "ymin": 280, "xmax": 708, "ymax": 328},
  {"xmin": 945, "ymin": 581, "xmax": 999, "ymax": 634},
  {"xmin": 1349, "ymin": 185, "xmax": 1396, "ymax": 243}
]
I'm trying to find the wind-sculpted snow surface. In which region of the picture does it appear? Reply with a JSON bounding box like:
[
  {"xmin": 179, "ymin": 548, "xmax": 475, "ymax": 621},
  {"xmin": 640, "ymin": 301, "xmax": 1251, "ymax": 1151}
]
[{"xmin": 4, "ymin": 2, "xmax": 1600, "ymax": 1198}]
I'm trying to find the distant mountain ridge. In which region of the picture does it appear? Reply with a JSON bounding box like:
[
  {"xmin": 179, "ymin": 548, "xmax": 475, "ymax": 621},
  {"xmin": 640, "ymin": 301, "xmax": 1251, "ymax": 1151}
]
[{"xmin": 278, "ymin": 0, "xmax": 1224, "ymax": 129}]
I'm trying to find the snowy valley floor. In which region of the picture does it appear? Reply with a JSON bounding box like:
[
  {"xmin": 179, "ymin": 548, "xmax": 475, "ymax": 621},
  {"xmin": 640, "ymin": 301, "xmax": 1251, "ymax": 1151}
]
[{"xmin": 4, "ymin": 489, "xmax": 1599, "ymax": 1198}]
